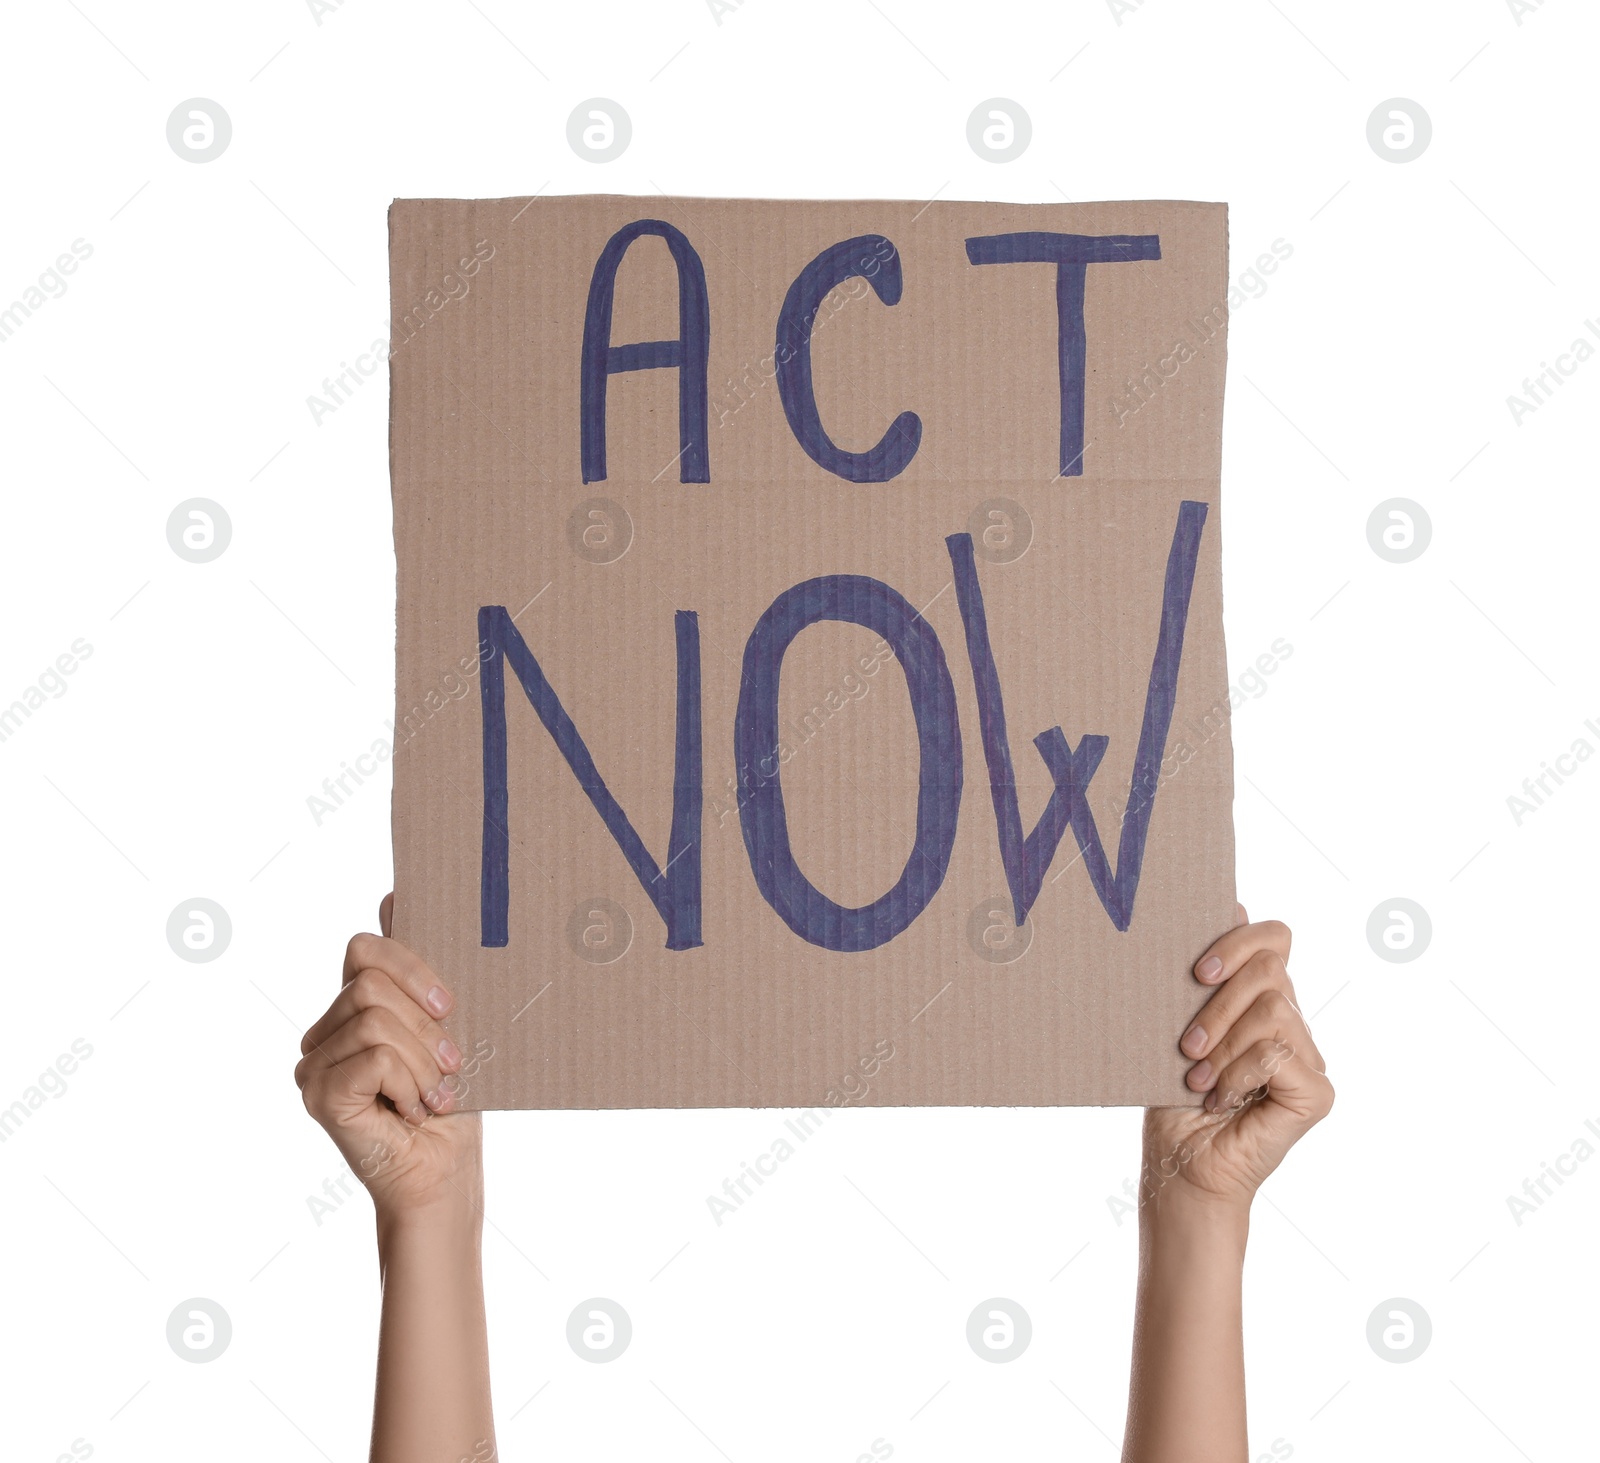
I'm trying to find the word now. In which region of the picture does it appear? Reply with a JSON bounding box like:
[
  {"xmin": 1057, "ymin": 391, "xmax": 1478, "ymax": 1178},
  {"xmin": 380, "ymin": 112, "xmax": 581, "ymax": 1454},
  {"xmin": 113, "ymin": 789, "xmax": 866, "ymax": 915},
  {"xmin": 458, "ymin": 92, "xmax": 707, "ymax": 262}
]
[
  {"xmin": 478, "ymin": 501, "xmax": 1207, "ymax": 954},
  {"xmin": 581, "ymin": 219, "xmax": 1160, "ymax": 483}
]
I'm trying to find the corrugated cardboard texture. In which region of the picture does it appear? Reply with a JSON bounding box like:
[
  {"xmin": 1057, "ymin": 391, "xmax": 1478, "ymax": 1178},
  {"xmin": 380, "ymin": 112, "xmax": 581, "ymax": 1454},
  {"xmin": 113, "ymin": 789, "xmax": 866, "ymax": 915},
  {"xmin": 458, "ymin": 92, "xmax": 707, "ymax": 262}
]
[{"xmin": 389, "ymin": 196, "xmax": 1234, "ymax": 1110}]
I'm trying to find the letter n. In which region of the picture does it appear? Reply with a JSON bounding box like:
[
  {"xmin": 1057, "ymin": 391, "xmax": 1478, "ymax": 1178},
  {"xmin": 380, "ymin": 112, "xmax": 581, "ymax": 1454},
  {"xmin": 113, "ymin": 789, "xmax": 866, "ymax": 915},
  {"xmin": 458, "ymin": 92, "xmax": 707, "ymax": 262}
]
[{"xmin": 478, "ymin": 605, "xmax": 702, "ymax": 949}]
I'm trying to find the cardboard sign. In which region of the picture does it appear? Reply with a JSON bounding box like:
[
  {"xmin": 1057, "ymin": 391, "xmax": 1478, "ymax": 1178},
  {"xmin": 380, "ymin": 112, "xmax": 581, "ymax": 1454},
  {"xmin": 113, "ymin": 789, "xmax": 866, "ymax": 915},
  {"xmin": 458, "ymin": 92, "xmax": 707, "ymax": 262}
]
[{"xmin": 388, "ymin": 196, "xmax": 1235, "ymax": 1110}]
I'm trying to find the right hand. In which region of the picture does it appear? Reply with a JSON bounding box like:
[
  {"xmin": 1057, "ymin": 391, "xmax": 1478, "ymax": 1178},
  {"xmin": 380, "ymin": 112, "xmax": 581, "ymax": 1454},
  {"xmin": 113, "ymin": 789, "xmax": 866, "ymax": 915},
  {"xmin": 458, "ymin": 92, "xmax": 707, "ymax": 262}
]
[
  {"xmin": 296, "ymin": 894, "xmax": 484, "ymax": 1219},
  {"xmin": 1143, "ymin": 906, "xmax": 1333, "ymax": 1216}
]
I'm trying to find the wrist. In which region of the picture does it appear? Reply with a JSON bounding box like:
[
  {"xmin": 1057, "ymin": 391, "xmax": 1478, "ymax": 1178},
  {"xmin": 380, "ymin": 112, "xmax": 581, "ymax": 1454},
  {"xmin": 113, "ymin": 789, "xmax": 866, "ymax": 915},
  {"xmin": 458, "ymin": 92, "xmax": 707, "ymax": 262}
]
[
  {"xmin": 1139, "ymin": 1182, "xmax": 1250, "ymax": 1261},
  {"xmin": 375, "ymin": 1188, "xmax": 484, "ymax": 1255}
]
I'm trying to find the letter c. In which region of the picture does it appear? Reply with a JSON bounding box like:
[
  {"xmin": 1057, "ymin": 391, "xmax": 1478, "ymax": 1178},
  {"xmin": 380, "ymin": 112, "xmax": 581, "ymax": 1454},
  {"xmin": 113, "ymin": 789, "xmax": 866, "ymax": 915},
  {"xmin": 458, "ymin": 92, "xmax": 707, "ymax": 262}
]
[{"xmin": 775, "ymin": 236, "xmax": 921, "ymax": 482}]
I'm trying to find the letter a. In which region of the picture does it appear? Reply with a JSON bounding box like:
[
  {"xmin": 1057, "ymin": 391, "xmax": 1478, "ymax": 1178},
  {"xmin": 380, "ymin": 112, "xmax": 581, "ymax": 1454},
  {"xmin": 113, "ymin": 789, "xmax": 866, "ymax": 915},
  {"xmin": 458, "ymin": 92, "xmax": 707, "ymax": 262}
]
[{"xmin": 581, "ymin": 220, "xmax": 711, "ymax": 482}]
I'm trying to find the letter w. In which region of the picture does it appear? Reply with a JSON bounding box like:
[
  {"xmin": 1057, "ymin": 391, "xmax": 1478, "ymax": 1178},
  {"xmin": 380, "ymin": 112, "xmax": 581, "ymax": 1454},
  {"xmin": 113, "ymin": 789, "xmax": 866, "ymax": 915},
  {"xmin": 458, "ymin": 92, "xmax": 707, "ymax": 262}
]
[
  {"xmin": 478, "ymin": 605, "xmax": 702, "ymax": 950},
  {"xmin": 948, "ymin": 499, "xmax": 1208, "ymax": 931}
]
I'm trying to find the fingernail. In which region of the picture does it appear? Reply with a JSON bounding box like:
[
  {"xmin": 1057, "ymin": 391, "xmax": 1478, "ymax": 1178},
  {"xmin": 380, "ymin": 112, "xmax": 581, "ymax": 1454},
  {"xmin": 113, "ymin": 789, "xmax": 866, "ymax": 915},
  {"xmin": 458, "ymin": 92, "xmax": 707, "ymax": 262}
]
[
  {"xmin": 1196, "ymin": 956, "xmax": 1223, "ymax": 982},
  {"xmin": 1181, "ymin": 1024, "xmax": 1207, "ymax": 1057},
  {"xmin": 438, "ymin": 1037, "xmax": 461, "ymax": 1069},
  {"xmin": 1188, "ymin": 1059, "xmax": 1213, "ymax": 1090},
  {"xmin": 423, "ymin": 1088, "xmax": 443, "ymax": 1110},
  {"xmin": 426, "ymin": 986, "xmax": 452, "ymax": 1016},
  {"xmin": 1204, "ymin": 1088, "xmax": 1219, "ymax": 1111}
]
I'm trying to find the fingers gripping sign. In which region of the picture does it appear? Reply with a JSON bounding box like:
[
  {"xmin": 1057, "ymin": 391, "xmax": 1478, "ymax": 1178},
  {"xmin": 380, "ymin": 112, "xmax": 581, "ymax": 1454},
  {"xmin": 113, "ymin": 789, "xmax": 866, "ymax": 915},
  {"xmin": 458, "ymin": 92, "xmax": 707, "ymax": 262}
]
[
  {"xmin": 296, "ymin": 895, "xmax": 484, "ymax": 1217},
  {"xmin": 1144, "ymin": 905, "xmax": 1334, "ymax": 1208}
]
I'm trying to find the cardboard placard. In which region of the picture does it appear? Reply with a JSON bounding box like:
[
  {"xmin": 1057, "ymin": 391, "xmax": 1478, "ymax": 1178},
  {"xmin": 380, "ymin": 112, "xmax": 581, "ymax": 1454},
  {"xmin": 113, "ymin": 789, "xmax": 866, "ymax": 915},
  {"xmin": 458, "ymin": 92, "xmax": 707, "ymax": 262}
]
[{"xmin": 389, "ymin": 195, "xmax": 1235, "ymax": 1110}]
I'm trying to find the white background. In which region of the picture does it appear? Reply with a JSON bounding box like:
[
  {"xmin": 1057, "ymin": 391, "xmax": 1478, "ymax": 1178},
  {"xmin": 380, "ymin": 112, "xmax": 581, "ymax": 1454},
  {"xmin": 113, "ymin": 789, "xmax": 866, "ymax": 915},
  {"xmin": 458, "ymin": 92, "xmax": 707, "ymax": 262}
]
[{"xmin": 2, "ymin": 2, "xmax": 1594, "ymax": 1459}]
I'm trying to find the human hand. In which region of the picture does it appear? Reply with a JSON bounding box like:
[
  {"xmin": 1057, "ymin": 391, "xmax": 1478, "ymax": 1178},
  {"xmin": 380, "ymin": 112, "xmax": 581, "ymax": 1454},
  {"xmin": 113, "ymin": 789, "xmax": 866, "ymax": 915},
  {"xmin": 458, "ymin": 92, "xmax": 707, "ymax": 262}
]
[
  {"xmin": 296, "ymin": 894, "xmax": 484, "ymax": 1222},
  {"xmin": 1142, "ymin": 906, "xmax": 1333, "ymax": 1218}
]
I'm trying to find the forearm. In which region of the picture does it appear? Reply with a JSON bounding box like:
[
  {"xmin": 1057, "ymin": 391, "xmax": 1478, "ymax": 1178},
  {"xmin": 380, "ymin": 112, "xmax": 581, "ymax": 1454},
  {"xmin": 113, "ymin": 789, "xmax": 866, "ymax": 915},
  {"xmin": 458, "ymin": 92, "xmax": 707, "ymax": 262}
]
[
  {"xmin": 1122, "ymin": 1185, "xmax": 1249, "ymax": 1463},
  {"xmin": 372, "ymin": 1188, "xmax": 495, "ymax": 1463}
]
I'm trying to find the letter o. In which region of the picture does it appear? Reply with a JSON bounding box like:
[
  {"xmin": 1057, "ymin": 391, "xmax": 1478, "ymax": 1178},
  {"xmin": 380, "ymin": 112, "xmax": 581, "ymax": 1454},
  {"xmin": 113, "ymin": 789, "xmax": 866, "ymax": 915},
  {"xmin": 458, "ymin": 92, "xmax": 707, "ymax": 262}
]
[{"xmin": 734, "ymin": 574, "xmax": 962, "ymax": 952}]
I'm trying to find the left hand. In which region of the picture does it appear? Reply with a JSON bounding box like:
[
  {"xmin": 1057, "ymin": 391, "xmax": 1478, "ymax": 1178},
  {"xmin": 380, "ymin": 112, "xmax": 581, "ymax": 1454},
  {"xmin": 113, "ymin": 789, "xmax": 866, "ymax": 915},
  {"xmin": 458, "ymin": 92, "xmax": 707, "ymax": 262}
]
[
  {"xmin": 1142, "ymin": 906, "xmax": 1334, "ymax": 1213},
  {"xmin": 295, "ymin": 894, "xmax": 483, "ymax": 1222}
]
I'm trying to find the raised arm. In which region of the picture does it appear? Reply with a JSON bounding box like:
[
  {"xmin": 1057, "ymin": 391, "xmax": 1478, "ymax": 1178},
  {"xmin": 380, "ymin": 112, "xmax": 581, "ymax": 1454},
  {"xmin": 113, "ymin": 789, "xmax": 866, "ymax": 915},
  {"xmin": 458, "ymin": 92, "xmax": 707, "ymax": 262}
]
[
  {"xmin": 296, "ymin": 895, "xmax": 496, "ymax": 1463},
  {"xmin": 1122, "ymin": 910, "xmax": 1334, "ymax": 1463}
]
